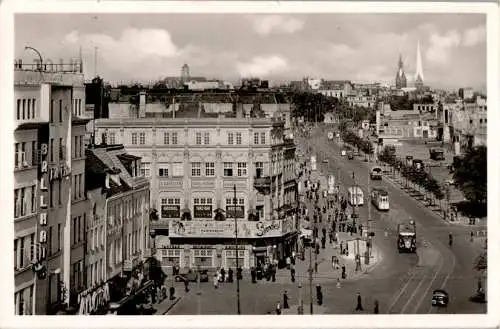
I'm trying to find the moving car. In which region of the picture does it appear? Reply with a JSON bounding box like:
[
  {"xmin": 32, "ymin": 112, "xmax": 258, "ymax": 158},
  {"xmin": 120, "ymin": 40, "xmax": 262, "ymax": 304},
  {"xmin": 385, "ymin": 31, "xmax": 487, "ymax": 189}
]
[
  {"xmin": 431, "ymin": 289, "xmax": 449, "ymax": 307},
  {"xmin": 347, "ymin": 152, "xmax": 354, "ymax": 160},
  {"xmin": 370, "ymin": 166, "xmax": 383, "ymax": 180}
]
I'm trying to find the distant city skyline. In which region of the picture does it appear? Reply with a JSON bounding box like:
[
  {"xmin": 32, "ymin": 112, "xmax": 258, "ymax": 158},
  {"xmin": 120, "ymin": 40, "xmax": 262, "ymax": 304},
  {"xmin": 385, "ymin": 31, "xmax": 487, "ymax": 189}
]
[{"xmin": 15, "ymin": 13, "xmax": 487, "ymax": 91}]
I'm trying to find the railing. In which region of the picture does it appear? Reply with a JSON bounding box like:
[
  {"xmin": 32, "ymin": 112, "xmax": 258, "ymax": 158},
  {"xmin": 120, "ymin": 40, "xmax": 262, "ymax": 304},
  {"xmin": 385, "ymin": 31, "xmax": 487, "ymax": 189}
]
[{"xmin": 14, "ymin": 62, "xmax": 83, "ymax": 74}]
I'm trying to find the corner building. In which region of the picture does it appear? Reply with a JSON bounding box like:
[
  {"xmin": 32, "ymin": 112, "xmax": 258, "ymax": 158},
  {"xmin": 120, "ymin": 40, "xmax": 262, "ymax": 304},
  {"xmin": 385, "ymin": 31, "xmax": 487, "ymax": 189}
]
[
  {"xmin": 14, "ymin": 60, "xmax": 89, "ymax": 314},
  {"xmin": 94, "ymin": 117, "xmax": 299, "ymax": 270}
]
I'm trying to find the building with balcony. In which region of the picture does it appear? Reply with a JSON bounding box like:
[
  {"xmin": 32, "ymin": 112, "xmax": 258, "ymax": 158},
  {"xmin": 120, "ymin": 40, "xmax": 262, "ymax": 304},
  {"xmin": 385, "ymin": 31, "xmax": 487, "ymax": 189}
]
[
  {"xmin": 81, "ymin": 144, "xmax": 150, "ymax": 314},
  {"xmin": 93, "ymin": 116, "xmax": 298, "ymax": 270},
  {"xmin": 14, "ymin": 59, "xmax": 90, "ymax": 314}
]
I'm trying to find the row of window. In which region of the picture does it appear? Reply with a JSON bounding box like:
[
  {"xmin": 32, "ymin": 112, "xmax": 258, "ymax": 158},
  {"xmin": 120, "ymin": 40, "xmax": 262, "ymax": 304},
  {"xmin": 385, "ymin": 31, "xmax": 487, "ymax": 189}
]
[
  {"xmin": 16, "ymin": 98, "xmax": 36, "ymax": 121},
  {"xmin": 14, "ymin": 234, "xmax": 36, "ymax": 271},
  {"xmin": 143, "ymin": 162, "xmax": 266, "ymax": 178},
  {"xmin": 14, "ymin": 186, "xmax": 36, "ymax": 219},
  {"xmin": 87, "ymin": 259, "xmax": 105, "ymax": 288},
  {"xmin": 73, "ymin": 135, "xmax": 84, "ymax": 159},
  {"xmin": 107, "ymin": 197, "xmax": 144, "ymax": 227},
  {"xmin": 72, "ymin": 174, "xmax": 85, "ymax": 201},
  {"xmin": 88, "ymin": 225, "xmax": 105, "ymax": 253},
  {"xmin": 73, "ymin": 99, "xmax": 83, "ymax": 117},
  {"xmin": 70, "ymin": 260, "xmax": 84, "ymax": 293},
  {"xmin": 159, "ymin": 197, "xmax": 244, "ymax": 206},
  {"xmin": 71, "ymin": 214, "xmax": 86, "ymax": 246},
  {"xmin": 108, "ymin": 231, "xmax": 147, "ymax": 268},
  {"xmin": 113, "ymin": 131, "xmax": 269, "ymax": 146}
]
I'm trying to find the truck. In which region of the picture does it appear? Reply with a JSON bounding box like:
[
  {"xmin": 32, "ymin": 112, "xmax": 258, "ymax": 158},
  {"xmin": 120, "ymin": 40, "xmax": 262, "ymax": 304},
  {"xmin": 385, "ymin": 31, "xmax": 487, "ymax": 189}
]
[
  {"xmin": 397, "ymin": 221, "xmax": 416, "ymax": 253},
  {"xmin": 429, "ymin": 148, "xmax": 445, "ymax": 161}
]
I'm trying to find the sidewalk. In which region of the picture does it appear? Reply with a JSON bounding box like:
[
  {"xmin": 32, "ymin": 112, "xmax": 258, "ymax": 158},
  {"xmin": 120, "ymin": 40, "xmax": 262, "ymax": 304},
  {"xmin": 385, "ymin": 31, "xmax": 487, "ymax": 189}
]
[{"xmin": 152, "ymin": 278, "xmax": 190, "ymax": 315}]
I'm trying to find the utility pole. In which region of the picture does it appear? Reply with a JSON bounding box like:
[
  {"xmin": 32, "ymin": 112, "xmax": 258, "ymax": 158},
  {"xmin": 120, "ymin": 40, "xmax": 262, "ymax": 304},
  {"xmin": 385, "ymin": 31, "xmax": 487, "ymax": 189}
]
[
  {"xmin": 233, "ymin": 185, "xmax": 241, "ymax": 315},
  {"xmin": 367, "ymin": 168, "xmax": 372, "ymax": 263},
  {"xmin": 308, "ymin": 244, "xmax": 313, "ymax": 314}
]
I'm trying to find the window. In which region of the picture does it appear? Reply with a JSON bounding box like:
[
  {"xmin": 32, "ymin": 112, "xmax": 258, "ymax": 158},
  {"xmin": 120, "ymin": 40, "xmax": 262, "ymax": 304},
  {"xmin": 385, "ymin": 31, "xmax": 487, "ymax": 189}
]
[
  {"xmin": 140, "ymin": 162, "xmax": 151, "ymax": 177},
  {"xmin": 204, "ymin": 132, "xmax": 210, "ymax": 145},
  {"xmin": 16, "ymin": 99, "xmax": 21, "ymax": 120},
  {"xmin": 31, "ymin": 185, "xmax": 36, "ymax": 213},
  {"xmin": 31, "ymin": 141, "xmax": 37, "ymax": 166},
  {"xmin": 27, "ymin": 99, "xmax": 31, "ymax": 119},
  {"xmin": 59, "ymin": 100, "xmax": 63, "ymax": 122},
  {"xmin": 226, "ymin": 198, "xmax": 244, "ymax": 205},
  {"xmin": 50, "ymin": 99, "xmax": 54, "ymax": 123},
  {"xmin": 227, "ymin": 132, "xmax": 234, "ymax": 145},
  {"xmin": 195, "ymin": 132, "xmax": 202, "ymax": 145},
  {"xmin": 236, "ymin": 132, "xmax": 242, "ymax": 145},
  {"xmin": 14, "ymin": 189, "xmax": 20, "ymax": 218},
  {"xmin": 255, "ymin": 162, "xmax": 264, "ymax": 177},
  {"xmin": 172, "ymin": 162, "xmax": 183, "ymax": 176},
  {"xmin": 22, "ymin": 99, "xmax": 26, "ymax": 120},
  {"xmin": 237, "ymin": 162, "xmax": 247, "ymax": 177},
  {"xmin": 74, "ymin": 136, "xmax": 78, "ymax": 158},
  {"xmin": 254, "ymin": 132, "xmax": 259, "ymax": 144},
  {"xmin": 158, "ymin": 166, "xmax": 169, "ymax": 177},
  {"xmin": 72, "ymin": 217, "xmax": 77, "ymax": 244},
  {"xmin": 78, "ymin": 99, "xmax": 82, "ymax": 116},
  {"xmin": 58, "ymin": 223, "xmax": 62, "ymax": 251},
  {"xmin": 205, "ymin": 162, "xmax": 215, "ymax": 176},
  {"xmin": 260, "ymin": 132, "xmax": 266, "ymax": 144},
  {"xmin": 131, "ymin": 133, "xmax": 138, "ymax": 145},
  {"xmin": 191, "ymin": 162, "xmax": 201, "ymax": 177},
  {"xmin": 58, "ymin": 180, "xmax": 62, "ymax": 205},
  {"xmin": 163, "ymin": 132, "xmax": 170, "ymax": 145},
  {"xmin": 47, "ymin": 226, "xmax": 52, "ymax": 256},
  {"xmin": 109, "ymin": 132, "xmax": 116, "ymax": 144},
  {"xmin": 139, "ymin": 132, "xmax": 146, "ymax": 145},
  {"xmin": 223, "ymin": 162, "xmax": 233, "ymax": 176},
  {"xmin": 172, "ymin": 132, "xmax": 178, "ymax": 145}
]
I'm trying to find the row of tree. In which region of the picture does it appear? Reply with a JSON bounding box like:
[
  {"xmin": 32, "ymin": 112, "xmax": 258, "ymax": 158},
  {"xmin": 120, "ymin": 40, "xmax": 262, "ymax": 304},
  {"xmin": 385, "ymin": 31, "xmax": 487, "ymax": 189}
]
[
  {"xmin": 378, "ymin": 146, "xmax": 445, "ymax": 201},
  {"xmin": 290, "ymin": 92, "xmax": 375, "ymax": 124},
  {"xmin": 341, "ymin": 130, "xmax": 374, "ymax": 155}
]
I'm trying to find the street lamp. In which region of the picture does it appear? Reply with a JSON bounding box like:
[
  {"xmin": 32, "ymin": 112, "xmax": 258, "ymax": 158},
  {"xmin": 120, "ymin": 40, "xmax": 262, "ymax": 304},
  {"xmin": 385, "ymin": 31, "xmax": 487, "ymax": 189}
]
[{"xmin": 233, "ymin": 184, "xmax": 241, "ymax": 315}]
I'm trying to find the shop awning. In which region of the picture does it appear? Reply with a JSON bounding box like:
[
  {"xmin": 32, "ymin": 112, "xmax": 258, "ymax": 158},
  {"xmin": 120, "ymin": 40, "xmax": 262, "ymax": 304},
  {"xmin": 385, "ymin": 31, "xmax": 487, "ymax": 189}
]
[{"xmin": 252, "ymin": 246, "xmax": 268, "ymax": 253}]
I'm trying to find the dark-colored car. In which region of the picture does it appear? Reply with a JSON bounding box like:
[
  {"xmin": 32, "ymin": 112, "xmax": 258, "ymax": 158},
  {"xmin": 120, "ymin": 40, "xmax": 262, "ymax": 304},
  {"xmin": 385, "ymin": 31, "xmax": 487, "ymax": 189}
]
[
  {"xmin": 199, "ymin": 269, "xmax": 209, "ymax": 282},
  {"xmin": 175, "ymin": 269, "xmax": 210, "ymax": 282},
  {"xmin": 347, "ymin": 152, "xmax": 354, "ymax": 160},
  {"xmin": 431, "ymin": 289, "xmax": 449, "ymax": 307}
]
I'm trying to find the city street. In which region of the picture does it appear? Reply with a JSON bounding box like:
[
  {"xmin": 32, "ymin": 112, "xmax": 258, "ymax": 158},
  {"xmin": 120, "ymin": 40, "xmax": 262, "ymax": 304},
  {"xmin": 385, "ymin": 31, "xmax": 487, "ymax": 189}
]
[{"xmin": 305, "ymin": 125, "xmax": 487, "ymax": 314}]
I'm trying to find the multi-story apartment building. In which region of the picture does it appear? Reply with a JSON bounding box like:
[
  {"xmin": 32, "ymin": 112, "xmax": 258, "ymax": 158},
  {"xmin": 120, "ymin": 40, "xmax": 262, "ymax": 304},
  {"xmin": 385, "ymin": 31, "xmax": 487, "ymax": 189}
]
[
  {"xmin": 94, "ymin": 116, "xmax": 298, "ymax": 270},
  {"xmin": 80, "ymin": 144, "xmax": 150, "ymax": 315},
  {"xmin": 14, "ymin": 59, "xmax": 90, "ymax": 314}
]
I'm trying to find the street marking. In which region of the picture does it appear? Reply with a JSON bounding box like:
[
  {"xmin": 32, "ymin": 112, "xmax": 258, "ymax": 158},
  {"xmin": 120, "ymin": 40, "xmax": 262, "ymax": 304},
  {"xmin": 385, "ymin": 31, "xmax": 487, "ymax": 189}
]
[
  {"xmin": 386, "ymin": 269, "xmax": 419, "ymax": 313},
  {"xmin": 400, "ymin": 269, "xmax": 430, "ymax": 314},
  {"xmin": 412, "ymin": 251, "xmax": 445, "ymax": 313}
]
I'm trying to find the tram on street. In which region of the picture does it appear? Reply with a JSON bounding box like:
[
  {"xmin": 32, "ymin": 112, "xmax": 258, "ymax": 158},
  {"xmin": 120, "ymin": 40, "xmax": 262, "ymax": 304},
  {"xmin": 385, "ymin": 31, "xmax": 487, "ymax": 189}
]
[
  {"xmin": 371, "ymin": 187, "xmax": 389, "ymax": 211},
  {"xmin": 347, "ymin": 186, "xmax": 364, "ymax": 206},
  {"xmin": 397, "ymin": 221, "xmax": 417, "ymax": 253},
  {"xmin": 370, "ymin": 166, "xmax": 383, "ymax": 180}
]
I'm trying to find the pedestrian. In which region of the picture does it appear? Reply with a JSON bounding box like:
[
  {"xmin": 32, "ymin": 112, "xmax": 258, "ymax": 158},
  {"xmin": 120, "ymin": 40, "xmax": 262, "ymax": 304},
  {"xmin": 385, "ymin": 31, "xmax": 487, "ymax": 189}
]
[
  {"xmin": 251, "ymin": 267, "xmax": 257, "ymax": 283},
  {"xmin": 374, "ymin": 299, "xmax": 379, "ymax": 314},
  {"xmin": 213, "ymin": 273, "xmax": 219, "ymax": 289},
  {"xmin": 342, "ymin": 264, "xmax": 347, "ymax": 279},
  {"xmin": 286, "ymin": 256, "xmax": 291, "ymax": 269},
  {"xmin": 355, "ymin": 292, "xmax": 363, "ymax": 311},
  {"xmin": 291, "ymin": 266, "xmax": 296, "ymax": 283},
  {"xmin": 340, "ymin": 241, "xmax": 343, "ymax": 252},
  {"xmin": 276, "ymin": 301, "xmax": 282, "ymax": 315},
  {"xmin": 283, "ymin": 290, "xmax": 290, "ymax": 309},
  {"xmin": 471, "ymin": 231, "xmax": 474, "ymax": 242},
  {"xmin": 321, "ymin": 236, "xmax": 326, "ymax": 249},
  {"xmin": 184, "ymin": 278, "xmax": 189, "ymax": 292},
  {"xmin": 316, "ymin": 284, "xmax": 323, "ymax": 305},
  {"xmin": 448, "ymin": 233, "xmax": 453, "ymax": 247},
  {"xmin": 237, "ymin": 266, "xmax": 243, "ymax": 281},
  {"xmin": 322, "ymin": 227, "xmax": 327, "ymax": 237},
  {"xmin": 228, "ymin": 268, "xmax": 234, "ymax": 283},
  {"xmin": 220, "ymin": 268, "xmax": 226, "ymax": 283},
  {"xmin": 291, "ymin": 251, "xmax": 296, "ymax": 265},
  {"xmin": 329, "ymin": 231, "xmax": 333, "ymax": 244}
]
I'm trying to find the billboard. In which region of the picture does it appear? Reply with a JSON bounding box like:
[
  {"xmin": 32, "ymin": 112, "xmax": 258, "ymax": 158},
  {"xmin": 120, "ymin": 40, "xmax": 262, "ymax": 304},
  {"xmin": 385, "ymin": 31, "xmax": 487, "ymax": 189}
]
[{"xmin": 168, "ymin": 219, "xmax": 286, "ymax": 238}]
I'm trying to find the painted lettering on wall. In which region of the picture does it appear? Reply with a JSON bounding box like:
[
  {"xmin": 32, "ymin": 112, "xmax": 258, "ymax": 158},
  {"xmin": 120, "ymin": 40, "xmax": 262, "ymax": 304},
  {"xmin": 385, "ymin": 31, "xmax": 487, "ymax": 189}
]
[{"xmin": 255, "ymin": 221, "xmax": 281, "ymax": 237}]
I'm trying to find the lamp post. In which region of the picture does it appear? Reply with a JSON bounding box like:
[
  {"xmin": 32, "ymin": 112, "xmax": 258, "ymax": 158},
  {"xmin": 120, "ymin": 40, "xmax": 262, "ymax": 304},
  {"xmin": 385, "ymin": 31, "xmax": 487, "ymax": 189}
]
[
  {"xmin": 233, "ymin": 184, "xmax": 241, "ymax": 315},
  {"xmin": 308, "ymin": 244, "xmax": 313, "ymax": 315},
  {"xmin": 24, "ymin": 46, "xmax": 43, "ymax": 70}
]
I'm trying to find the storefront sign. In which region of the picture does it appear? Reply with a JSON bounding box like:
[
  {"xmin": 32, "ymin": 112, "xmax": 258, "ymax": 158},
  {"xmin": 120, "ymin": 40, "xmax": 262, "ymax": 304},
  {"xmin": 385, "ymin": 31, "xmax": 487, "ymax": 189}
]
[
  {"xmin": 194, "ymin": 205, "xmax": 212, "ymax": 218},
  {"xmin": 169, "ymin": 220, "xmax": 284, "ymax": 238},
  {"xmin": 161, "ymin": 205, "xmax": 180, "ymax": 218},
  {"xmin": 226, "ymin": 205, "xmax": 244, "ymax": 219},
  {"xmin": 255, "ymin": 220, "xmax": 282, "ymax": 237},
  {"xmin": 78, "ymin": 282, "xmax": 110, "ymax": 315},
  {"xmin": 38, "ymin": 141, "xmax": 49, "ymax": 262}
]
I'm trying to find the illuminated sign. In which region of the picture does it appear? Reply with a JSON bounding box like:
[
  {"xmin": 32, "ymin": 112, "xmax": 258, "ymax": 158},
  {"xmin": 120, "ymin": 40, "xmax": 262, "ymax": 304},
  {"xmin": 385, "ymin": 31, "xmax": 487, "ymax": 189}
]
[{"xmin": 38, "ymin": 141, "xmax": 49, "ymax": 262}]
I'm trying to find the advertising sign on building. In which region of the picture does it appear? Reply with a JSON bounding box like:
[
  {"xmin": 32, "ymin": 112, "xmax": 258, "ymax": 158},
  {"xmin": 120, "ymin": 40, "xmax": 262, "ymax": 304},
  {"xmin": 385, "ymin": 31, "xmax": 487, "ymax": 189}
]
[
  {"xmin": 226, "ymin": 205, "xmax": 244, "ymax": 219},
  {"xmin": 169, "ymin": 219, "xmax": 283, "ymax": 238},
  {"xmin": 161, "ymin": 205, "xmax": 180, "ymax": 218},
  {"xmin": 194, "ymin": 205, "xmax": 213, "ymax": 218}
]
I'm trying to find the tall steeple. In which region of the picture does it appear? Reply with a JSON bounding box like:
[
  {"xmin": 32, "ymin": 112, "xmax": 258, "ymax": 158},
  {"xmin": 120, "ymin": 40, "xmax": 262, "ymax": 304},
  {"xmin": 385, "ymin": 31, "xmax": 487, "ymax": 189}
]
[
  {"xmin": 415, "ymin": 40, "xmax": 424, "ymax": 89},
  {"xmin": 395, "ymin": 53, "xmax": 407, "ymax": 89}
]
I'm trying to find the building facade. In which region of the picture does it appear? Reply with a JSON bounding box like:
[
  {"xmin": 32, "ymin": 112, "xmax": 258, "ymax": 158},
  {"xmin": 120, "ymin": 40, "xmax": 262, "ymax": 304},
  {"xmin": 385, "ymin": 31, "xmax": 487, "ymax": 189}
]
[
  {"xmin": 80, "ymin": 145, "xmax": 150, "ymax": 315},
  {"xmin": 14, "ymin": 59, "xmax": 90, "ymax": 314},
  {"xmin": 94, "ymin": 117, "xmax": 299, "ymax": 270}
]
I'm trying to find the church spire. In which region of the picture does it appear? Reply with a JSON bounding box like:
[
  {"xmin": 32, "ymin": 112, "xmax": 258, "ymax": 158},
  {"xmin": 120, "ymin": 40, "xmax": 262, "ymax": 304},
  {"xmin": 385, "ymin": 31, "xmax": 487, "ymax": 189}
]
[
  {"xmin": 395, "ymin": 53, "xmax": 407, "ymax": 89},
  {"xmin": 415, "ymin": 40, "xmax": 424, "ymax": 88}
]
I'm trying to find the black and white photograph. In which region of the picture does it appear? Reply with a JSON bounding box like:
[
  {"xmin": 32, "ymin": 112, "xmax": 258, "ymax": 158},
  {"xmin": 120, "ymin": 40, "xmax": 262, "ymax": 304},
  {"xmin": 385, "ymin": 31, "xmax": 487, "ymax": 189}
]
[{"xmin": 1, "ymin": 1, "xmax": 498, "ymax": 328}]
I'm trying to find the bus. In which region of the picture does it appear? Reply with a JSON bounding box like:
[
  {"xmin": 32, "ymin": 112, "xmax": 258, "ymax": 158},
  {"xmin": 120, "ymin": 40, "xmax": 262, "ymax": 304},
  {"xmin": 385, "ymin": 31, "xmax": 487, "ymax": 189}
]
[
  {"xmin": 370, "ymin": 166, "xmax": 383, "ymax": 180},
  {"xmin": 430, "ymin": 148, "xmax": 445, "ymax": 161},
  {"xmin": 371, "ymin": 187, "xmax": 389, "ymax": 211},
  {"xmin": 348, "ymin": 186, "xmax": 364, "ymax": 206},
  {"xmin": 397, "ymin": 221, "xmax": 416, "ymax": 253}
]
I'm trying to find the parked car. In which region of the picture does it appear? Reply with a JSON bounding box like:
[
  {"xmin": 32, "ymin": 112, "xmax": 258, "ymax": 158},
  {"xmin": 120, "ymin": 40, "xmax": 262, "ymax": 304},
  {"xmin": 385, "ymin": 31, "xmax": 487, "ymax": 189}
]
[
  {"xmin": 431, "ymin": 289, "xmax": 449, "ymax": 307},
  {"xmin": 322, "ymin": 159, "xmax": 329, "ymax": 163},
  {"xmin": 199, "ymin": 269, "xmax": 209, "ymax": 282}
]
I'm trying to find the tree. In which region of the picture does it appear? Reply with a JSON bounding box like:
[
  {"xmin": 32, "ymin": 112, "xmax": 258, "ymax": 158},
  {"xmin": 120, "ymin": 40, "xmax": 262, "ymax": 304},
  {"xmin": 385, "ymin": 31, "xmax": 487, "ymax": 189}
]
[{"xmin": 453, "ymin": 145, "xmax": 487, "ymax": 204}]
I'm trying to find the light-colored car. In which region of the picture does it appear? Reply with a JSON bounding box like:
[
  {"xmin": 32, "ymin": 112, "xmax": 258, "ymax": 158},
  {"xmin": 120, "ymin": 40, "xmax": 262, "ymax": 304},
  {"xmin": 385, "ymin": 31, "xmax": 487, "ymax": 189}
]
[{"xmin": 322, "ymin": 159, "xmax": 329, "ymax": 163}]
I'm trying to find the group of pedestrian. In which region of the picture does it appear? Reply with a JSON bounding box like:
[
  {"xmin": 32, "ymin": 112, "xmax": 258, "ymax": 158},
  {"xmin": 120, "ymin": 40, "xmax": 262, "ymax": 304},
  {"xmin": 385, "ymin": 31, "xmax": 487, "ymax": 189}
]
[{"xmin": 212, "ymin": 267, "xmax": 242, "ymax": 289}]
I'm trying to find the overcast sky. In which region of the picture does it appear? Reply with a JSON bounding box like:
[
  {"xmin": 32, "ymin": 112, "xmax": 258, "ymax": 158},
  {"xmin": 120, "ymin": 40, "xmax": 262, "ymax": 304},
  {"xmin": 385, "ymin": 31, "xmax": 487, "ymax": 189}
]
[{"xmin": 15, "ymin": 14, "xmax": 486, "ymax": 91}]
